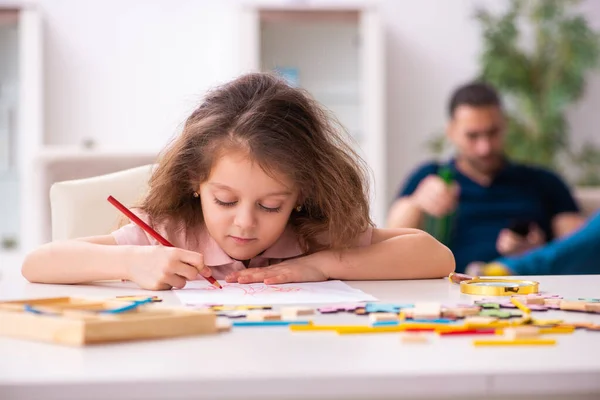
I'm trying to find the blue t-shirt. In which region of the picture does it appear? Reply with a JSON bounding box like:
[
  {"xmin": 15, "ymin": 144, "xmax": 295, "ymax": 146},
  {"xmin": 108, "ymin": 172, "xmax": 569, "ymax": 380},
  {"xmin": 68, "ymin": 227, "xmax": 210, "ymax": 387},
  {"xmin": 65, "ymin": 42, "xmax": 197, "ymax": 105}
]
[{"xmin": 397, "ymin": 159, "xmax": 579, "ymax": 273}]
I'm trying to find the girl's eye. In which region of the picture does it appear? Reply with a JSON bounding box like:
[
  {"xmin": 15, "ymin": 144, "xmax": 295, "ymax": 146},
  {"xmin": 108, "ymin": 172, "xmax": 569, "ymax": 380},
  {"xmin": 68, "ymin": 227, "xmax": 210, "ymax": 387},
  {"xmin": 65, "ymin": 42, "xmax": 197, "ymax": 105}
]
[
  {"xmin": 214, "ymin": 197, "xmax": 281, "ymax": 213},
  {"xmin": 259, "ymin": 204, "xmax": 281, "ymax": 213},
  {"xmin": 214, "ymin": 198, "xmax": 236, "ymax": 207}
]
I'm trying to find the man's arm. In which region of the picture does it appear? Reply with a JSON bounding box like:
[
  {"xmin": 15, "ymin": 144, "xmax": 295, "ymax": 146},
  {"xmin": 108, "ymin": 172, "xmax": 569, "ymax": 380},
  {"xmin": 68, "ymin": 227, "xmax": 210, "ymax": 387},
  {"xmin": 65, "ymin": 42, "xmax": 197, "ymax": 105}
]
[
  {"xmin": 542, "ymin": 170, "xmax": 586, "ymax": 239},
  {"xmin": 552, "ymin": 212, "xmax": 586, "ymax": 238},
  {"xmin": 386, "ymin": 197, "xmax": 424, "ymax": 229},
  {"xmin": 386, "ymin": 163, "xmax": 438, "ymax": 229}
]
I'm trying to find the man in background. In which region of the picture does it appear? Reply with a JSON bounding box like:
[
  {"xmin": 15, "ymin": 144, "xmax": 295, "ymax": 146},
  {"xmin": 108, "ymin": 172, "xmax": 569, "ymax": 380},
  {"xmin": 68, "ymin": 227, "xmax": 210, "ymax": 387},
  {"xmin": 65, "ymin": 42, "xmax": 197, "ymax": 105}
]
[{"xmin": 387, "ymin": 82, "xmax": 585, "ymax": 274}]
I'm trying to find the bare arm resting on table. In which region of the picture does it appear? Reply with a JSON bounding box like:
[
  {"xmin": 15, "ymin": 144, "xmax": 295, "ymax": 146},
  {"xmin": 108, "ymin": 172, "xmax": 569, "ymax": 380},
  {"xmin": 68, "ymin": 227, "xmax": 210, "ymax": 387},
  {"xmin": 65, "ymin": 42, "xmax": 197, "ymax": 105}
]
[
  {"xmin": 21, "ymin": 236, "xmax": 210, "ymax": 290},
  {"xmin": 226, "ymin": 228, "xmax": 456, "ymax": 284}
]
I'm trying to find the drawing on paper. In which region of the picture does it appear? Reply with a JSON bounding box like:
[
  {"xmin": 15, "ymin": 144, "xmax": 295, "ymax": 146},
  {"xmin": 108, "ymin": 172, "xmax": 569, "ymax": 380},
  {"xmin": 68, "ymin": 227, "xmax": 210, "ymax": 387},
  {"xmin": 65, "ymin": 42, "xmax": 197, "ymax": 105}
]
[
  {"xmin": 195, "ymin": 283, "xmax": 309, "ymax": 296},
  {"xmin": 174, "ymin": 280, "xmax": 377, "ymax": 306}
]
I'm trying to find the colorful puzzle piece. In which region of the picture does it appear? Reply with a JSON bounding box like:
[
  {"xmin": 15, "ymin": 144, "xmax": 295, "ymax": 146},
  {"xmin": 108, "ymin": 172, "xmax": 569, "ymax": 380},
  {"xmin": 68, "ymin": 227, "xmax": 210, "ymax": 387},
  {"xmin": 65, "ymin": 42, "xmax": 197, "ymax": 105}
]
[
  {"xmin": 479, "ymin": 303, "xmax": 500, "ymax": 309},
  {"xmin": 578, "ymin": 298, "xmax": 600, "ymax": 303},
  {"xmin": 526, "ymin": 304, "xmax": 549, "ymax": 311},
  {"xmin": 317, "ymin": 304, "xmax": 363, "ymax": 314},
  {"xmin": 479, "ymin": 309, "xmax": 522, "ymax": 319},
  {"xmin": 475, "ymin": 299, "xmax": 516, "ymax": 309},
  {"xmin": 365, "ymin": 303, "xmax": 413, "ymax": 314},
  {"xmin": 216, "ymin": 311, "xmax": 247, "ymax": 319}
]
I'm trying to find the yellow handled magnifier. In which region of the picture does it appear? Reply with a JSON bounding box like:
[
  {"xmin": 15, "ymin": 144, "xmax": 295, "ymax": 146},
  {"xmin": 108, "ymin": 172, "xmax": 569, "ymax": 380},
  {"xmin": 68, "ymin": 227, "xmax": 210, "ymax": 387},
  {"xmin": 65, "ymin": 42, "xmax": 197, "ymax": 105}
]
[{"xmin": 449, "ymin": 272, "xmax": 539, "ymax": 296}]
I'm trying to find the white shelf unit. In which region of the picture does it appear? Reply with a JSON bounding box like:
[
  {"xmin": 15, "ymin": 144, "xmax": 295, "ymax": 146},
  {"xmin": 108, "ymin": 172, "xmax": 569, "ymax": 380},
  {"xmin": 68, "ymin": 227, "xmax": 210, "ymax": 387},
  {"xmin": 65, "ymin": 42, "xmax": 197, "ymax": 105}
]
[
  {"xmin": 0, "ymin": 9, "xmax": 19, "ymax": 253},
  {"xmin": 0, "ymin": 6, "xmax": 42, "ymax": 254},
  {"xmin": 239, "ymin": 1, "xmax": 386, "ymax": 227},
  {"xmin": 0, "ymin": 6, "xmax": 159, "ymax": 252}
]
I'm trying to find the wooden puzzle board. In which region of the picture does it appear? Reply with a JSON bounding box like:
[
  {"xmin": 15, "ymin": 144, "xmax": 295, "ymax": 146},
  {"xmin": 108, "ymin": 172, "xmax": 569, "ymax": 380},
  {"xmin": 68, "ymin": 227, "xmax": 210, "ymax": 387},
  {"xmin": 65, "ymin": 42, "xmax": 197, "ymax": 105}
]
[{"xmin": 0, "ymin": 297, "xmax": 218, "ymax": 346}]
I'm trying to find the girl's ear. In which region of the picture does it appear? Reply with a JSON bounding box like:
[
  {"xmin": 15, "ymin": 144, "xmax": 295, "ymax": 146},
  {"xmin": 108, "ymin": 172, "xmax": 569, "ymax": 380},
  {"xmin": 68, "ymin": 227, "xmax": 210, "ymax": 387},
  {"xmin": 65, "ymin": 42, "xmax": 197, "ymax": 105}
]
[{"xmin": 296, "ymin": 191, "xmax": 305, "ymax": 207}]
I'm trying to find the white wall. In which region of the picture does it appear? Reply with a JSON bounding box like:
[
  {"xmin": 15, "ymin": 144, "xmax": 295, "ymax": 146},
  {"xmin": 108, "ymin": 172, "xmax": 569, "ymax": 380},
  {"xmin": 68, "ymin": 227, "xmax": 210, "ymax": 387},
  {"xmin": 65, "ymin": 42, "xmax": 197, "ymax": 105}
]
[
  {"xmin": 0, "ymin": 23, "xmax": 19, "ymax": 239},
  {"xmin": 566, "ymin": 0, "xmax": 600, "ymax": 154},
  {"xmin": 2, "ymin": 0, "xmax": 599, "ymax": 232},
  {"xmin": 39, "ymin": 0, "xmax": 243, "ymax": 149}
]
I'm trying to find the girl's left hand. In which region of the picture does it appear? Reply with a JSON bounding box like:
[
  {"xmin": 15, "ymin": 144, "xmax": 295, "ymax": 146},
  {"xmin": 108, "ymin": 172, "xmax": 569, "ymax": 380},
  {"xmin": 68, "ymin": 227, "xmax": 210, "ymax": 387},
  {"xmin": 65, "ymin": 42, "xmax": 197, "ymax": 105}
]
[{"xmin": 225, "ymin": 256, "xmax": 329, "ymax": 285}]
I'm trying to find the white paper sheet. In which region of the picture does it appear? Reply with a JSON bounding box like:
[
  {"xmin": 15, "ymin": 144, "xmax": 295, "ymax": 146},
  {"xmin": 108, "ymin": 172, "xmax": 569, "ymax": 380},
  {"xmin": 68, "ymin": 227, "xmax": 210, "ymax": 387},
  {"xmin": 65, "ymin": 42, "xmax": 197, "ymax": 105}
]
[{"xmin": 174, "ymin": 280, "xmax": 377, "ymax": 305}]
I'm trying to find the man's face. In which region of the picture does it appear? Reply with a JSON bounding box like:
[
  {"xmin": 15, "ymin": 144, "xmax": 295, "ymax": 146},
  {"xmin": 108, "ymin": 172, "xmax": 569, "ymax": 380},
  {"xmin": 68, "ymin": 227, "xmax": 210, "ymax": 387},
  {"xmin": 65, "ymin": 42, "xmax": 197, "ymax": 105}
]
[{"xmin": 447, "ymin": 105, "xmax": 506, "ymax": 176}]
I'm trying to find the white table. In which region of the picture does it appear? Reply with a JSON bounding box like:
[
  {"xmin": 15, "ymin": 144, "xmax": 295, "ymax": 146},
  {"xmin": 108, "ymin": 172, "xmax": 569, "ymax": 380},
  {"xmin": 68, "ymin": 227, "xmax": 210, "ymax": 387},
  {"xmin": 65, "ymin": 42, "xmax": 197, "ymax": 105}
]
[{"xmin": 1, "ymin": 253, "xmax": 600, "ymax": 400}]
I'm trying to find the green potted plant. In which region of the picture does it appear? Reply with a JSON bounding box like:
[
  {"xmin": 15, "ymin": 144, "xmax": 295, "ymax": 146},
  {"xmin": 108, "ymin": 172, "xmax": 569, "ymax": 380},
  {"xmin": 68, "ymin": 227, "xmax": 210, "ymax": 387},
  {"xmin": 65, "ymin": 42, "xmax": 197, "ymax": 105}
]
[{"xmin": 428, "ymin": 0, "xmax": 600, "ymax": 187}]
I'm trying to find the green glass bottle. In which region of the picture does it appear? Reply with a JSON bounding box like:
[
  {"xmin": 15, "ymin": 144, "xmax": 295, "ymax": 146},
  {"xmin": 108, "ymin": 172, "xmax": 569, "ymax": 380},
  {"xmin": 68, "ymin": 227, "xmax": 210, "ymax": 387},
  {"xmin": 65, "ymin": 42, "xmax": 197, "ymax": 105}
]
[{"xmin": 423, "ymin": 165, "xmax": 455, "ymax": 246}]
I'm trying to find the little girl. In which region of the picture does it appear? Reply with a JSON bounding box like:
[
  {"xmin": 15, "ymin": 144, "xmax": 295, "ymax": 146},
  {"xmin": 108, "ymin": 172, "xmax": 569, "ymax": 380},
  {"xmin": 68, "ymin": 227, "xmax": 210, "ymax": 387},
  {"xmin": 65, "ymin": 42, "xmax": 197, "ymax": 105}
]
[{"xmin": 22, "ymin": 73, "xmax": 455, "ymax": 290}]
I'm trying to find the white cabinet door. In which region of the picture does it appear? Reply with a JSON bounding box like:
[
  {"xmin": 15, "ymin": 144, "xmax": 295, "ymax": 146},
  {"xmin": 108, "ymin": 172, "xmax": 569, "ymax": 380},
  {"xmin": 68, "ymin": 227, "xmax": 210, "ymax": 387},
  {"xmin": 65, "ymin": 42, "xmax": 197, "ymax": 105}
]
[
  {"xmin": 18, "ymin": 7, "xmax": 44, "ymax": 251},
  {"xmin": 359, "ymin": 7, "xmax": 386, "ymax": 227}
]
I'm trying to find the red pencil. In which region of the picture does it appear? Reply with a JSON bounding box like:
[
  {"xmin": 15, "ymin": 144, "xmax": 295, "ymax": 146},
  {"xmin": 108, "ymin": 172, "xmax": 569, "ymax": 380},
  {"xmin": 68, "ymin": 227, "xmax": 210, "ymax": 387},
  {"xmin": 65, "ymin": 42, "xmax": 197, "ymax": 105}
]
[{"xmin": 107, "ymin": 195, "xmax": 222, "ymax": 289}]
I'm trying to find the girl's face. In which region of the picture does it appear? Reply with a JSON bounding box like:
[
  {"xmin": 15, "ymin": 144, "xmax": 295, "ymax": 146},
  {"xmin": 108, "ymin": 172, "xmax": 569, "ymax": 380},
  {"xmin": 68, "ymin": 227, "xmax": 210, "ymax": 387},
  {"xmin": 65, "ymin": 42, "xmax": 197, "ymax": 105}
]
[{"xmin": 198, "ymin": 151, "xmax": 300, "ymax": 261}]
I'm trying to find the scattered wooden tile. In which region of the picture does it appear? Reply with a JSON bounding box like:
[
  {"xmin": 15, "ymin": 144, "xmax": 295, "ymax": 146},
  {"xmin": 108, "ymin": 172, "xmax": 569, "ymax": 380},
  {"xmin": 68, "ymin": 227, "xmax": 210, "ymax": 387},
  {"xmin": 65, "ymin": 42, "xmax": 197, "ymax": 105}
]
[
  {"xmin": 584, "ymin": 303, "xmax": 600, "ymax": 313},
  {"xmin": 281, "ymin": 307, "xmax": 314, "ymax": 319},
  {"xmin": 465, "ymin": 316, "xmax": 497, "ymax": 325},
  {"xmin": 401, "ymin": 333, "xmax": 429, "ymax": 344},
  {"xmin": 355, "ymin": 307, "xmax": 368, "ymax": 315},
  {"xmin": 245, "ymin": 311, "xmax": 281, "ymax": 321},
  {"xmin": 544, "ymin": 298, "xmax": 562, "ymax": 307},
  {"xmin": 442, "ymin": 306, "xmax": 480, "ymax": 318},
  {"xmin": 525, "ymin": 296, "xmax": 545, "ymax": 305},
  {"xmin": 412, "ymin": 302, "xmax": 441, "ymax": 319},
  {"xmin": 559, "ymin": 300, "xmax": 588, "ymax": 312},
  {"xmin": 504, "ymin": 326, "xmax": 540, "ymax": 340},
  {"xmin": 217, "ymin": 320, "xmax": 232, "ymax": 333},
  {"xmin": 369, "ymin": 312, "xmax": 399, "ymax": 324}
]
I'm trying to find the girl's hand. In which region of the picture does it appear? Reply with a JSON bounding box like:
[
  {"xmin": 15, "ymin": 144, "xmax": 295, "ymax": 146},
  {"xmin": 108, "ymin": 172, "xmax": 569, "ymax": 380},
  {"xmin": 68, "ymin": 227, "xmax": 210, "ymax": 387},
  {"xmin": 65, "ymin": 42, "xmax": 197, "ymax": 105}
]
[
  {"xmin": 225, "ymin": 255, "xmax": 329, "ymax": 285},
  {"xmin": 127, "ymin": 246, "xmax": 212, "ymax": 290}
]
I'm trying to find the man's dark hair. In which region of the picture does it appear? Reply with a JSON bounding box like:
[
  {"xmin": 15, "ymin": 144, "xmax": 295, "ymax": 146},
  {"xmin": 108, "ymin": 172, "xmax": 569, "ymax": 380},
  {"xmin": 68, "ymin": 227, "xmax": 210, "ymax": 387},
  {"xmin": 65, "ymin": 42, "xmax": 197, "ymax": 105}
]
[{"xmin": 448, "ymin": 82, "xmax": 502, "ymax": 117}]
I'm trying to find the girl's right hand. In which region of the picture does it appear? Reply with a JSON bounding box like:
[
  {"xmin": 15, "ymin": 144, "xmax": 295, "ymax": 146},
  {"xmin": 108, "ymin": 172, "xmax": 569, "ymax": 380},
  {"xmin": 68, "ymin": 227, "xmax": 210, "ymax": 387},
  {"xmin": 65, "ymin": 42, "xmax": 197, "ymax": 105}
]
[{"xmin": 127, "ymin": 246, "xmax": 212, "ymax": 290}]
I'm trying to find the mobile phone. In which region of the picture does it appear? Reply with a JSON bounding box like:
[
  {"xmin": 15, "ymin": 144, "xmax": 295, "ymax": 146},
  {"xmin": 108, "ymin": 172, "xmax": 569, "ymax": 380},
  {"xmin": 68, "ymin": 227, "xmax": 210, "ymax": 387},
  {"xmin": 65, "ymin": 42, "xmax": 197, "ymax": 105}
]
[{"xmin": 508, "ymin": 219, "xmax": 531, "ymax": 237}]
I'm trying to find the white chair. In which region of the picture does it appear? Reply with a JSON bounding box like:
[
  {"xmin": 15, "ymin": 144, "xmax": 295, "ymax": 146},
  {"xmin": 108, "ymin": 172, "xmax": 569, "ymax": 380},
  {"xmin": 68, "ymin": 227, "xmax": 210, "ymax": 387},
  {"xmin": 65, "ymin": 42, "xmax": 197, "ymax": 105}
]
[{"xmin": 49, "ymin": 164, "xmax": 155, "ymax": 241}]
